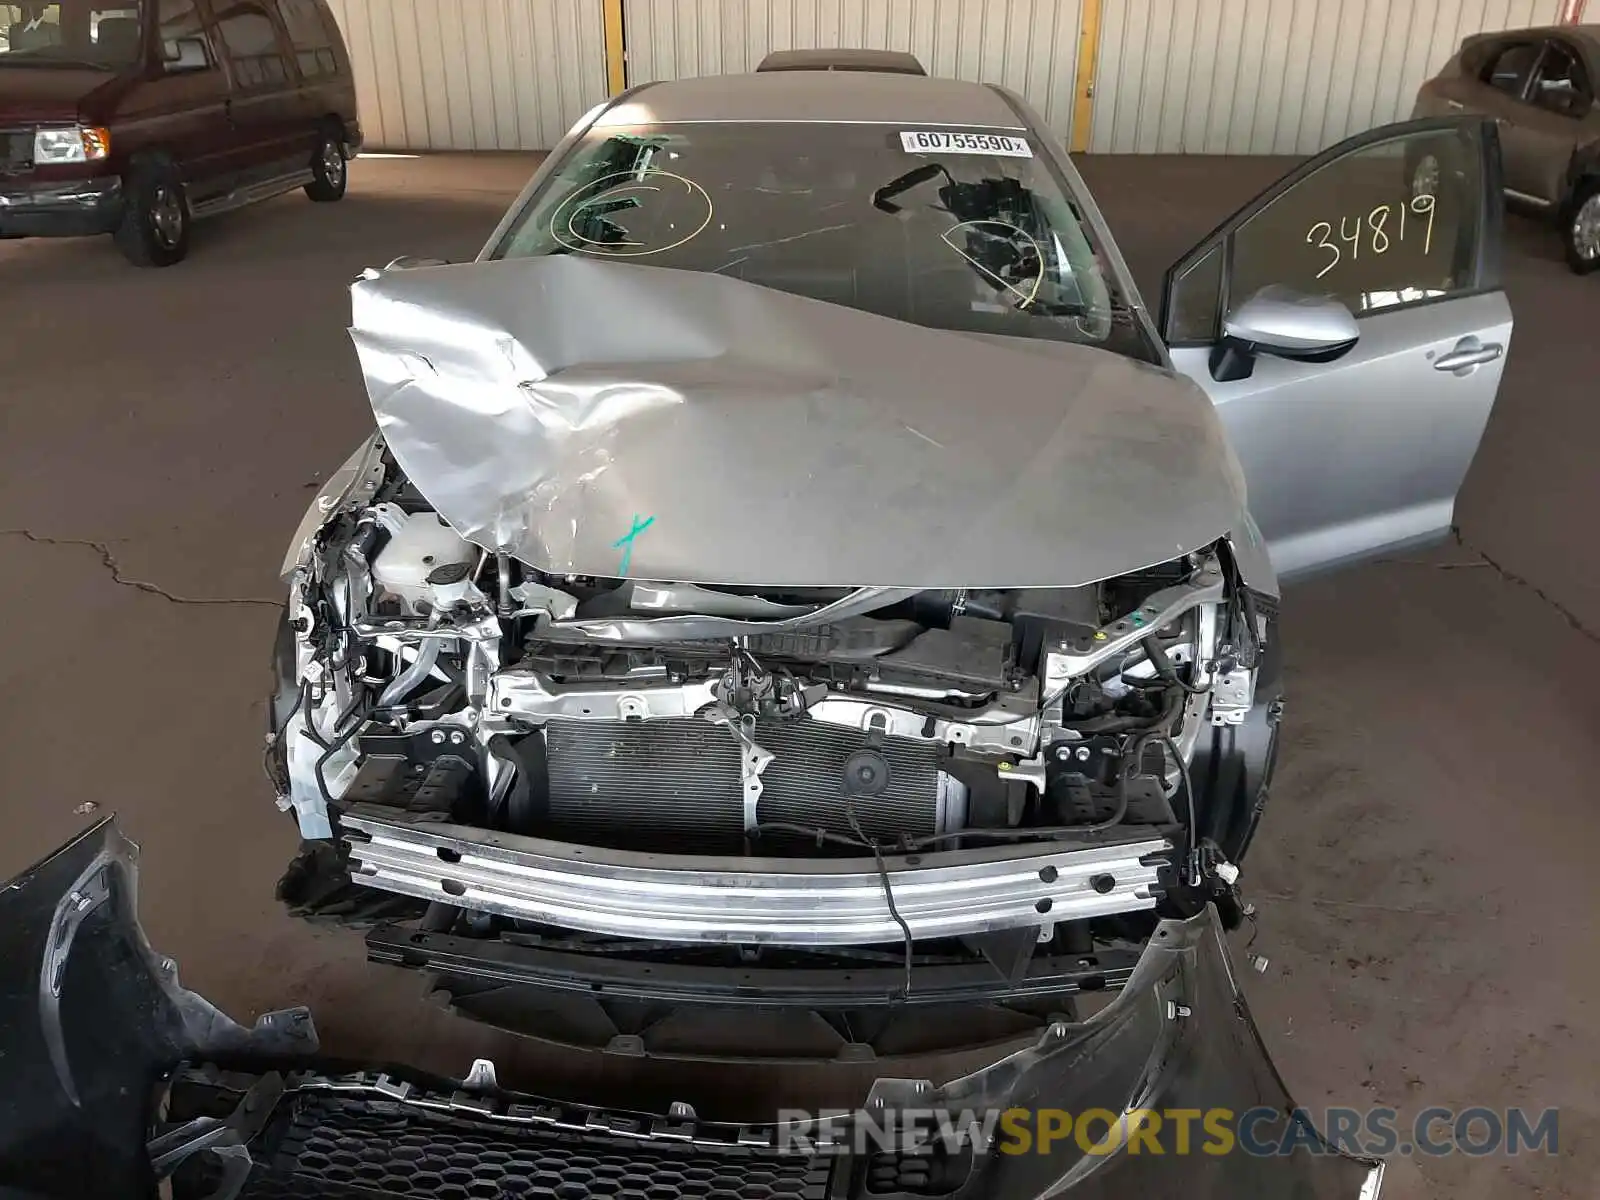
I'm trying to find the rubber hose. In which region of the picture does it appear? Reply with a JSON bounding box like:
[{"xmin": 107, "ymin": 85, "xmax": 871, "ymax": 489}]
[{"xmin": 378, "ymin": 638, "xmax": 440, "ymax": 707}]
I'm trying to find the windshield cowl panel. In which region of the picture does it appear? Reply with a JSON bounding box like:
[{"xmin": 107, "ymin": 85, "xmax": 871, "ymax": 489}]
[{"xmin": 491, "ymin": 122, "xmax": 1160, "ymax": 365}]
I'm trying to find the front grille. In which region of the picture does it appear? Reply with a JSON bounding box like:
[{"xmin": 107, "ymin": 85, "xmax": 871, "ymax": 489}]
[
  {"xmin": 239, "ymin": 1093, "xmax": 831, "ymax": 1200},
  {"xmin": 542, "ymin": 716, "xmax": 943, "ymax": 848},
  {"xmin": 0, "ymin": 129, "xmax": 34, "ymax": 175}
]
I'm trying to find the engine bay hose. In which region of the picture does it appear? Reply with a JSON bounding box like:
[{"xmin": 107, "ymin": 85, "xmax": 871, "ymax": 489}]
[
  {"xmin": 378, "ymin": 634, "xmax": 441, "ymax": 707},
  {"xmin": 485, "ymin": 732, "xmax": 548, "ymax": 831}
]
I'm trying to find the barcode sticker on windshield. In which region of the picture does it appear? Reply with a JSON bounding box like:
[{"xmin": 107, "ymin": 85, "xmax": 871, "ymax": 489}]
[{"xmin": 900, "ymin": 131, "xmax": 1033, "ymax": 157}]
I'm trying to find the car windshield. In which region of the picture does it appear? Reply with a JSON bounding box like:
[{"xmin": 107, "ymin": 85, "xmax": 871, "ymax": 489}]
[
  {"xmin": 0, "ymin": 0, "xmax": 144, "ymax": 67},
  {"xmin": 492, "ymin": 122, "xmax": 1158, "ymax": 363}
]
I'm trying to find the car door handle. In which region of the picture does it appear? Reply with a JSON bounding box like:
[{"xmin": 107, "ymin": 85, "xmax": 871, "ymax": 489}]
[
  {"xmin": 1433, "ymin": 338, "xmax": 1504, "ymax": 373},
  {"xmin": 1447, "ymin": 99, "xmax": 1465, "ymax": 110}
]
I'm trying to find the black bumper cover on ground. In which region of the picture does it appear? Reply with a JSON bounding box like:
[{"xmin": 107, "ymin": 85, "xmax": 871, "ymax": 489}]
[
  {"xmin": 0, "ymin": 818, "xmax": 1379, "ymax": 1199},
  {"xmin": 0, "ymin": 818, "xmax": 316, "ymax": 1199}
]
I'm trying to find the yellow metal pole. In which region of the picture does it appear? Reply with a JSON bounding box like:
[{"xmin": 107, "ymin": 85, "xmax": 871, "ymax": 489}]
[
  {"xmin": 1069, "ymin": 0, "xmax": 1103, "ymax": 154},
  {"xmin": 603, "ymin": 0, "xmax": 627, "ymax": 96}
]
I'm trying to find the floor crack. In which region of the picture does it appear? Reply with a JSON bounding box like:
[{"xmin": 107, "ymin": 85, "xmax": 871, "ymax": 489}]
[
  {"xmin": 1462, "ymin": 540, "xmax": 1599, "ymax": 647},
  {"xmin": 3, "ymin": 529, "xmax": 283, "ymax": 609},
  {"xmin": 1383, "ymin": 532, "xmax": 1599, "ymax": 647}
]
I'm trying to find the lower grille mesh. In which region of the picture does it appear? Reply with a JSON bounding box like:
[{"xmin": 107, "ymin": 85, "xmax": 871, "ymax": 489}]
[
  {"xmin": 543, "ymin": 717, "xmax": 943, "ymax": 847},
  {"xmin": 240, "ymin": 1093, "xmax": 830, "ymax": 1200}
]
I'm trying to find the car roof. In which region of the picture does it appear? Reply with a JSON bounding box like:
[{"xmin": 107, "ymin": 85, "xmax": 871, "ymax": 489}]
[
  {"xmin": 595, "ymin": 70, "xmax": 1028, "ymax": 130},
  {"xmin": 1468, "ymin": 23, "xmax": 1600, "ymax": 48}
]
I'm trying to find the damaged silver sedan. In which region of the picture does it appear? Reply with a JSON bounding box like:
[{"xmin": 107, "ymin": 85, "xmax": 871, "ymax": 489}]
[
  {"xmin": 270, "ymin": 267, "xmax": 1265, "ymax": 978},
  {"xmin": 266, "ymin": 62, "xmax": 1508, "ymax": 1031}
]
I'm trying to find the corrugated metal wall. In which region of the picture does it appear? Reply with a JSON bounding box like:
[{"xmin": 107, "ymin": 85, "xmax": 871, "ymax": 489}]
[
  {"xmin": 1090, "ymin": 0, "xmax": 1568, "ymax": 154},
  {"xmin": 321, "ymin": 0, "xmax": 607, "ymax": 150},
  {"xmin": 322, "ymin": 0, "xmax": 1571, "ymax": 154},
  {"xmin": 622, "ymin": 0, "xmax": 1086, "ymax": 135}
]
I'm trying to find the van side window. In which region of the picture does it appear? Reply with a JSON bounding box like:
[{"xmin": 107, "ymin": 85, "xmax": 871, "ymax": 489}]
[
  {"xmin": 1530, "ymin": 40, "xmax": 1593, "ymax": 117},
  {"xmin": 1483, "ymin": 42, "xmax": 1540, "ymax": 98},
  {"xmin": 273, "ymin": 0, "xmax": 336, "ymax": 77},
  {"xmin": 157, "ymin": 0, "xmax": 205, "ymax": 38},
  {"xmin": 214, "ymin": 0, "xmax": 289, "ymax": 86}
]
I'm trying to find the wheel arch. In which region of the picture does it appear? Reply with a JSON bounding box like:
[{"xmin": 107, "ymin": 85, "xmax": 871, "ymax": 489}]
[
  {"xmin": 1561, "ymin": 137, "xmax": 1600, "ymax": 210},
  {"xmin": 123, "ymin": 146, "xmax": 182, "ymax": 182},
  {"xmin": 318, "ymin": 112, "xmax": 349, "ymax": 145},
  {"xmin": 1190, "ymin": 614, "xmax": 1285, "ymax": 867}
]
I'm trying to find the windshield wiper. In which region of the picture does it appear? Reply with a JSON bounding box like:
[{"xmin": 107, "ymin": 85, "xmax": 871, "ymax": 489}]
[
  {"xmin": 542, "ymin": 585, "xmax": 924, "ymax": 644},
  {"xmin": 872, "ymin": 162, "xmax": 954, "ymax": 213}
]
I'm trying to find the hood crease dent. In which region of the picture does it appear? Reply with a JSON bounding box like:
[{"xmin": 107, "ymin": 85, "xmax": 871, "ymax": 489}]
[{"xmin": 349, "ymin": 256, "xmax": 1249, "ymax": 589}]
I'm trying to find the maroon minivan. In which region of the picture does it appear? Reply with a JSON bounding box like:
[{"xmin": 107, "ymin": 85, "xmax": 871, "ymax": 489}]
[{"xmin": 0, "ymin": 0, "xmax": 360, "ymax": 265}]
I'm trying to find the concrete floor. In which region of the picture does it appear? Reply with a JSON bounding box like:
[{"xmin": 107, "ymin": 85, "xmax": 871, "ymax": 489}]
[{"xmin": 1, "ymin": 154, "xmax": 1596, "ymax": 1198}]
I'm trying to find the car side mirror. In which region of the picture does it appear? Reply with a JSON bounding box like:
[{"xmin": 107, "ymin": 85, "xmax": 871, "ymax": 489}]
[
  {"xmin": 162, "ymin": 37, "xmax": 208, "ymax": 72},
  {"xmin": 1209, "ymin": 285, "xmax": 1359, "ymax": 382}
]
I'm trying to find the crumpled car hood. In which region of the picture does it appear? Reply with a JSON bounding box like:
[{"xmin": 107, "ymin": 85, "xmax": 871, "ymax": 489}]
[{"xmin": 349, "ymin": 256, "xmax": 1249, "ymax": 589}]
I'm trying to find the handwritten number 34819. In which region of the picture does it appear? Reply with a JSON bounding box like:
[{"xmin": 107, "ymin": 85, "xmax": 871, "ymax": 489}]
[{"xmin": 1306, "ymin": 195, "xmax": 1437, "ymax": 280}]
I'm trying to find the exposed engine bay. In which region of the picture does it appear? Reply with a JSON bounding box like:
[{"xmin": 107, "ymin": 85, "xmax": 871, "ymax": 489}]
[{"xmin": 268, "ymin": 437, "xmax": 1278, "ymax": 983}]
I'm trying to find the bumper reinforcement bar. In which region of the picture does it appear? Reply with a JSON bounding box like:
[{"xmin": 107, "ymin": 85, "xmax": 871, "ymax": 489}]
[{"xmin": 341, "ymin": 806, "xmax": 1170, "ymax": 945}]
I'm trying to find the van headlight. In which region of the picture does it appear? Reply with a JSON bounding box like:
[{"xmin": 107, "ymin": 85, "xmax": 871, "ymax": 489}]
[{"xmin": 33, "ymin": 126, "xmax": 111, "ymax": 164}]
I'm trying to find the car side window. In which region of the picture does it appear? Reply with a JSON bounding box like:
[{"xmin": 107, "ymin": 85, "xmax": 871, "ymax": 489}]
[
  {"xmin": 214, "ymin": 0, "xmax": 289, "ymax": 86},
  {"xmin": 1165, "ymin": 242, "xmax": 1224, "ymax": 343},
  {"xmin": 273, "ymin": 0, "xmax": 336, "ymax": 78},
  {"xmin": 1530, "ymin": 41, "xmax": 1593, "ymax": 117},
  {"xmin": 1483, "ymin": 42, "xmax": 1540, "ymax": 99},
  {"xmin": 1163, "ymin": 122, "xmax": 1492, "ymax": 344}
]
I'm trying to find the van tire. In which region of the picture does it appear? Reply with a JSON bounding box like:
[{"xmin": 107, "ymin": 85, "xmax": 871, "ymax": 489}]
[
  {"xmin": 114, "ymin": 162, "xmax": 190, "ymax": 268},
  {"xmin": 1562, "ymin": 178, "xmax": 1600, "ymax": 274},
  {"xmin": 305, "ymin": 131, "xmax": 348, "ymax": 202}
]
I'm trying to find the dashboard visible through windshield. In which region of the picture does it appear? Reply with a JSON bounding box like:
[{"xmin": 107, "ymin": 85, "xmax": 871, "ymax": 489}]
[{"xmin": 492, "ymin": 122, "xmax": 1158, "ymax": 363}]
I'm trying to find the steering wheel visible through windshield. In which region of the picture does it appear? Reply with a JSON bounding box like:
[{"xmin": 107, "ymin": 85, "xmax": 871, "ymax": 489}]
[{"xmin": 492, "ymin": 122, "xmax": 1156, "ymax": 362}]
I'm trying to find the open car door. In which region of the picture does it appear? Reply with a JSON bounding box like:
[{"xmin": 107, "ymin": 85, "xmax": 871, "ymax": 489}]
[{"xmin": 1159, "ymin": 116, "xmax": 1512, "ymax": 578}]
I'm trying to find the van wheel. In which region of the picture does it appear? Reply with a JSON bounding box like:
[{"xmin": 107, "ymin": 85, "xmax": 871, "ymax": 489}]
[
  {"xmin": 305, "ymin": 132, "xmax": 348, "ymax": 202},
  {"xmin": 1563, "ymin": 178, "xmax": 1600, "ymax": 274},
  {"xmin": 114, "ymin": 163, "xmax": 189, "ymax": 267}
]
